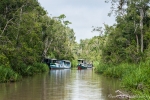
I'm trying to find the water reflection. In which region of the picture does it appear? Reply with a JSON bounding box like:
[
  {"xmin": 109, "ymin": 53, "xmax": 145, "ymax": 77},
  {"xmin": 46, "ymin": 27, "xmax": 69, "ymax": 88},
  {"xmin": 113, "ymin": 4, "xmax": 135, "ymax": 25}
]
[{"xmin": 0, "ymin": 69, "xmax": 121, "ymax": 100}]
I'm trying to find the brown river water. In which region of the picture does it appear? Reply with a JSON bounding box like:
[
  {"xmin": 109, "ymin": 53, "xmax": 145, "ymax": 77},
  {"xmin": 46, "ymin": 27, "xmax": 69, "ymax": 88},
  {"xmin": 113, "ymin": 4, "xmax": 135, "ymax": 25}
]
[{"xmin": 0, "ymin": 69, "xmax": 121, "ymax": 100}]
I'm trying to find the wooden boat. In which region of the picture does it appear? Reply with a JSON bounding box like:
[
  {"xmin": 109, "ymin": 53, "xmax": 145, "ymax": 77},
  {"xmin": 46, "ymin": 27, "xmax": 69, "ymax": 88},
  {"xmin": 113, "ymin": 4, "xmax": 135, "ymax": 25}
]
[
  {"xmin": 77, "ymin": 59, "xmax": 93, "ymax": 69},
  {"xmin": 44, "ymin": 58, "xmax": 71, "ymax": 69},
  {"xmin": 49, "ymin": 59, "xmax": 62, "ymax": 69},
  {"xmin": 62, "ymin": 60, "xmax": 71, "ymax": 69}
]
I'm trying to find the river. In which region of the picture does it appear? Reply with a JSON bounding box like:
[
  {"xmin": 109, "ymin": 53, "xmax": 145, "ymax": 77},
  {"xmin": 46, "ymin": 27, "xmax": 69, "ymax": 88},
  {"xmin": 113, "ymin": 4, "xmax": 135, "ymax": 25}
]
[{"xmin": 0, "ymin": 68, "xmax": 121, "ymax": 100}]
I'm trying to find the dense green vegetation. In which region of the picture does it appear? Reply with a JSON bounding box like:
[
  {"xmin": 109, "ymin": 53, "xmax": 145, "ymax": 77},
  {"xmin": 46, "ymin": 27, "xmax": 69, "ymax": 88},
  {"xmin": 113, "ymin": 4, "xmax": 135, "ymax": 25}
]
[
  {"xmin": 0, "ymin": 0, "xmax": 77, "ymax": 82},
  {"xmin": 78, "ymin": 0, "xmax": 150, "ymax": 99},
  {"xmin": 1, "ymin": 0, "xmax": 150, "ymax": 98}
]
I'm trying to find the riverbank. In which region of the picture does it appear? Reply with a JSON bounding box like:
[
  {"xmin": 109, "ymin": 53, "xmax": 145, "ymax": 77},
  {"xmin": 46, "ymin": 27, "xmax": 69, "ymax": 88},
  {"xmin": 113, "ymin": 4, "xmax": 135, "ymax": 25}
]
[
  {"xmin": 0, "ymin": 68, "xmax": 121, "ymax": 100},
  {"xmin": 0, "ymin": 63, "xmax": 49, "ymax": 83},
  {"xmin": 0, "ymin": 59, "xmax": 77, "ymax": 83},
  {"xmin": 94, "ymin": 60, "xmax": 150, "ymax": 100}
]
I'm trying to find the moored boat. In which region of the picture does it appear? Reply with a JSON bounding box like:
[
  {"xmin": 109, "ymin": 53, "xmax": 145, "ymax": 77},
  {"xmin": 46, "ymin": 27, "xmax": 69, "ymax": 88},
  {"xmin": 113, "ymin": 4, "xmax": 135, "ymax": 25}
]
[
  {"xmin": 50, "ymin": 59, "xmax": 62, "ymax": 69},
  {"xmin": 77, "ymin": 59, "xmax": 93, "ymax": 70},
  {"xmin": 44, "ymin": 58, "xmax": 71, "ymax": 69},
  {"xmin": 62, "ymin": 60, "xmax": 71, "ymax": 69}
]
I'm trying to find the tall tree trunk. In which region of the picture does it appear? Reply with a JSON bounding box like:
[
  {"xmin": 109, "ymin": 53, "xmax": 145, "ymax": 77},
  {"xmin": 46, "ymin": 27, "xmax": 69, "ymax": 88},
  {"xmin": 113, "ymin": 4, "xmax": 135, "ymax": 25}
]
[
  {"xmin": 42, "ymin": 37, "xmax": 53, "ymax": 61},
  {"xmin": 134, "ymin": 22, "xmax": 139, "ymax": 53},
  {"xmin": 136, "ymin": 34, "xmax": 139, "ymax": 53},
  {"xmin": 16, "ymin": 7, "xmax": 22, "ymax": 47},
  {"xmin": 139, "ymin": 8, "xmax": 144, "ymax": 53}
]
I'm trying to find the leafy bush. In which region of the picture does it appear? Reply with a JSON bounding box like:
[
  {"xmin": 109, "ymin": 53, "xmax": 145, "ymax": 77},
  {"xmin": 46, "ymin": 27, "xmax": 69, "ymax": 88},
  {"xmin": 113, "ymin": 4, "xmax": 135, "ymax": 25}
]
[
  {"xmin": 0, "ymin": 53, "xmax": 10, "ymax": 67},
  {"xmin": 17, "ymin": 62, "xmax": 49, "ymax": 76},
  {"xmin": 33, "ymin": 62, "xmax": 49, "ymax": 73},
  {"xmin": 71, "ymin": 59, "xmax": 78, "ymax": 68},
  {"xmin": 0, "ymin": 65, "xmax": 21, "ymax": 82},
  {"xmin": 94, "ymin": 61, "xmax": 111, "ymax": 74},
  {"xmin": 19, "ymin": 64, "xmax": 33, "ymax": 76},
  {"xmin": 13, "ymin": 63, "xmax": 49, "ymax": 76},
  {"xmin": 96, "ymin": 61, "xmax": 150, "ymax": 97}
]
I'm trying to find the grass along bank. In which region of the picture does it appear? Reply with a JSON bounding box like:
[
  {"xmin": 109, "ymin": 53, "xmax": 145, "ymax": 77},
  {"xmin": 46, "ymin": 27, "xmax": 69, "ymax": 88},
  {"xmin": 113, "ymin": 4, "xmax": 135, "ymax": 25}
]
[
  {"xmin": 94, "ymin": 60, "xmax": 150, "ymax": 100},
  {"xmin": 0, "ymin": 62, "xmax": 49, "ymax": 83},
  {"xmin": 0, "ymin": 65, "xmax": 21, "ymax": 82}
]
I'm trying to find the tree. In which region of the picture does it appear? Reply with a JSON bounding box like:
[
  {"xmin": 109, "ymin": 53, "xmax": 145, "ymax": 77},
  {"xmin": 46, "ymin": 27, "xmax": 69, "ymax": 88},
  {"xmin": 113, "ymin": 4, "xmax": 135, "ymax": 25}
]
[{"xmin": 108, "ymin": 0, "xmax": 150, "ymax": 53}]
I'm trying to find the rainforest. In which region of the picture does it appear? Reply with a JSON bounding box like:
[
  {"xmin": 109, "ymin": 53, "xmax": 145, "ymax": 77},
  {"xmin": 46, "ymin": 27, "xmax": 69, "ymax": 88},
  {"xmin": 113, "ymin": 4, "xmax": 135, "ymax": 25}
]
[{"xmin": 1, "ymin": 0, "xmax": 150, "ymax": 99}]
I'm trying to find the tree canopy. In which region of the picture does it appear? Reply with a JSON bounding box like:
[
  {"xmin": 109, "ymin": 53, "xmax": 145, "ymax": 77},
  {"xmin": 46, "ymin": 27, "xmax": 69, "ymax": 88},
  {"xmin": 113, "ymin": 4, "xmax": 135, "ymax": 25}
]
[
  {"xmin": 78, "ymin": 0, "xmax": 150, "ymax": 64},
  {"xmin": 0, "ymin": 0, "xmax": 77, "ymax": 74}
]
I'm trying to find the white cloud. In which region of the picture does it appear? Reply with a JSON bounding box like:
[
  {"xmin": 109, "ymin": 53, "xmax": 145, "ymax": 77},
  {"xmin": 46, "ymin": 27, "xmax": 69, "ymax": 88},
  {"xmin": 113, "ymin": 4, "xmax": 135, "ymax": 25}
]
[{"xmin": 38, "ymin": 0, "xmax": 116, "ymax": 43}]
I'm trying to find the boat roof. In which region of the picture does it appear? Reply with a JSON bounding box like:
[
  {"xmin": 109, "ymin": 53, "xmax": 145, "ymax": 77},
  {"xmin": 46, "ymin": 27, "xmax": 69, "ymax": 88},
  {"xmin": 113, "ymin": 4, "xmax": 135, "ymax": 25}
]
[
  {"xmin": 51, "ymin": 58, "xmax": 57, "ymax": 60},
  {"xmin": 62, "ymin": 60, "xmax": 70, "ymax": 62},
  {"xmin": 78, "ymin": 59, "xmax": 85, "ymax": 61}
]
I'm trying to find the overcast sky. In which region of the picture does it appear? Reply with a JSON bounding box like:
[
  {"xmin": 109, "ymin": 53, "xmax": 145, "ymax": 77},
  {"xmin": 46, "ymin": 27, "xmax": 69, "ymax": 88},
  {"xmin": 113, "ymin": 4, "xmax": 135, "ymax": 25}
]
[{"xmin": 38, "ymin": 0, "xmax": 116, "ymax": 43}]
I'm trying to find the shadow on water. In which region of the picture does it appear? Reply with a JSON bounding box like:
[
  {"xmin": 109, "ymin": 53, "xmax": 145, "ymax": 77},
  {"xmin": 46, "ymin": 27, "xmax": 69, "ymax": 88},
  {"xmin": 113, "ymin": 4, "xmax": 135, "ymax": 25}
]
[{"xmin": 0, "ymin": 69, "xmax": 121, "ymax": 100}]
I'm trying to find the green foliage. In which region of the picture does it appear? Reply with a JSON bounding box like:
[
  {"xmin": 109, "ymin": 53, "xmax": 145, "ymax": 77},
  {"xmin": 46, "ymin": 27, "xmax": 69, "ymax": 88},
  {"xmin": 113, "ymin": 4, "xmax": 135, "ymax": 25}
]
[
  {"xmin": 32, "ymin": 63, "xmax": 49, "ymax": 73},
  {"xmin": 100, "ymin": 0, "xmax": 150, "ymax": 63},
  {"xmin": 95, "ymin": 62, "xmax": 110, "ymax": 74},
  {"xmin": 71, "ymin": 59, "xmax": 78, "ymax": 68},
  {"xmin": 0, "ymin": 65, "xmax": 21, "ymax": 82},
  {"xmin": 17, "ymin": 63, "xmax": 49, "ymax": 76},
  {"xmin": 77, "ymin": 36, "xmax": 103, "ymax": 62},
  {"xmin": 95, "ymin": 60, "xmax": 150, "ymax": 97},
  {"xmin": 19, "ymin": 63, "xmax": 32, "ymax": 76},
  {"xmin": 122, "ymin": 61, "xmax": 150, "ymax": 92},
  {"xmin": 0, "ymin": 0, "xmax": 77, "ymax": 83},
  {"xmin": 145, "ymin": 44, "xmax": 150, "ymax": 60},
  {"xmin": 93, "ymin": 61, "xmax": 99, "ymax": 68},
  {"xmin": 77, "ymin": 0, "xmax": 150, "ymax": 98},
  {"xmin": 0, "ymin": 53, "xmax": 10, "ymax": 67}
]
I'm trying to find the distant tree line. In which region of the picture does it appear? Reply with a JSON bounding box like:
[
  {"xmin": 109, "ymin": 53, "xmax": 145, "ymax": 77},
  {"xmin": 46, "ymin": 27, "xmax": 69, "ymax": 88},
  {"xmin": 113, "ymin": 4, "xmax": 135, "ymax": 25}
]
[{"xmin": 79, "ymin": 0, "xmax": 150, "ymax": 64}]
